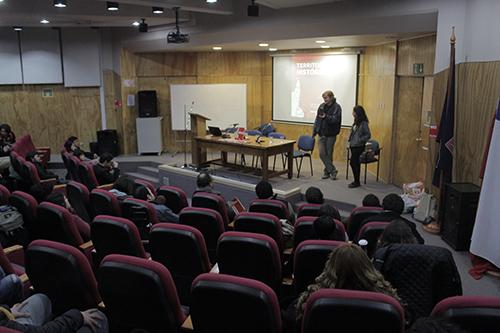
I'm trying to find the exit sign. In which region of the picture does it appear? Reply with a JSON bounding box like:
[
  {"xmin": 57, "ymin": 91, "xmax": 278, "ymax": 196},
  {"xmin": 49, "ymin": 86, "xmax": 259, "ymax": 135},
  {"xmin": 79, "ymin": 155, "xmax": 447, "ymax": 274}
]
[{"xmin": 413, "ymin": 63, "xmax": 424, "ymax": 75}]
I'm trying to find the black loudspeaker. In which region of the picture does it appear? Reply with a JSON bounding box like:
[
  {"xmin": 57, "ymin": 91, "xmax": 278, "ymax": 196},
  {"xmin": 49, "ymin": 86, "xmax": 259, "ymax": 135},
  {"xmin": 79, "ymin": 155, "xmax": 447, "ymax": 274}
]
[
  {"xmin": 97, "ymin": 130, "xmax": 119, "ymax": 157},
  {"xmin": 441, "ymin": 183, "xmax": 480, "ymax": 251},
  {"xmin": 138, "ymin": 90, "xmax": 158, "ymax": 118}
]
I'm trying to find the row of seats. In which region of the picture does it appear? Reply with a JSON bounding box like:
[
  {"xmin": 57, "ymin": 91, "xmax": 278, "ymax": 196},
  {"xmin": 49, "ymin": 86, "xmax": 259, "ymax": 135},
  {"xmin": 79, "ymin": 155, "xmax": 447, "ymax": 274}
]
[{"xmin": 2, "ymin": 238, "xmax": 499, "ymax": 333}]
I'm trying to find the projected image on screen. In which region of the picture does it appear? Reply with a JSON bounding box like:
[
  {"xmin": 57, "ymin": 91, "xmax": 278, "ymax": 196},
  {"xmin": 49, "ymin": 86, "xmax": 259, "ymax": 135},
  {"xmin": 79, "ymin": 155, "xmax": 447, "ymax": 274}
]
[{"xmin": 273, "ymin": 53, "xmax": 358, "ymax": 126}]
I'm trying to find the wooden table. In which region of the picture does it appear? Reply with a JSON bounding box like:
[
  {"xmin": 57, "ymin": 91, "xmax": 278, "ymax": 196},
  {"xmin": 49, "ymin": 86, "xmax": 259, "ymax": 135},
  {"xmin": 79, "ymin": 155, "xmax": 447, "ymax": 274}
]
[{"xmin": 193, "ymin": 135, "xmax": 296, "ymax": 180}]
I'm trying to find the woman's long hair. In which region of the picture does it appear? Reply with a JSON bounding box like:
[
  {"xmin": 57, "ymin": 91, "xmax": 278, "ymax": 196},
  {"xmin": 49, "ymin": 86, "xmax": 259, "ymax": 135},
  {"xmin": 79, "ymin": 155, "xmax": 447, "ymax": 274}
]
[
  {"xmin": 296, "ymin": 243, "xmax": 399, "ymax": 316},
  {"xmin": 353, "ymin": 105, "xmax": 369, "ymax": 126}
]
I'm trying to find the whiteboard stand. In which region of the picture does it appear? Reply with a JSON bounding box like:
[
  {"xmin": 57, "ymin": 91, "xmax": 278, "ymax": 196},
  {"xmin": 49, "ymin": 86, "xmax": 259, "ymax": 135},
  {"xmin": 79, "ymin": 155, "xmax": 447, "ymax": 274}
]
[{"xmin": 136, "ymin": 117, "xmax": 163, "ymax": 155}]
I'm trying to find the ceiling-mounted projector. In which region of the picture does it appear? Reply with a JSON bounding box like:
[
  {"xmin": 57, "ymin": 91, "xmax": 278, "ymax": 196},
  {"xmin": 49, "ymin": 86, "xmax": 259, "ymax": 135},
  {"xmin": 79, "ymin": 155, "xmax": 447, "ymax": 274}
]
[{"xmin": 167, "ymin": 7, "xmax": 189, "ymax": 44}]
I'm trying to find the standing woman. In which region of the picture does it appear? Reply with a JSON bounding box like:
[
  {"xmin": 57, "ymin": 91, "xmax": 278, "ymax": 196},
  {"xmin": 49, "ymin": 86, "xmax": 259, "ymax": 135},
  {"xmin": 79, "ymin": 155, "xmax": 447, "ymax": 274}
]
[{"xmin": 348, "ymin": 106, "xmax": 371, "ymax": 188}]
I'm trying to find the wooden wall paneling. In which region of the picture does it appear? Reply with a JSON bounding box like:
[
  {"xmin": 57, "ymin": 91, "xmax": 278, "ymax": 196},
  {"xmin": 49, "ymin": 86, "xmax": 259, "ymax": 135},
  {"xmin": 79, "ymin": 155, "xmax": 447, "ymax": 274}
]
[
  {"xmin": 103, "ymin": 70, "xmax": 124, "ymax": 151},
  {"xmin": 136, "ymin": 53, "xmax": 165, "ymax": 77},
  {"xmin": 0, "ymin": 85, "xmax": 100, "ymax": 151},
  {"xmin": 393, "ymin": 77, "xmax": 424, "ymax": 186},
  {"xmin": 397, "ymin": 35, "xmax": 436, "ymax": 76},
  {"xmin": 262, "ymin": 75, "xmax": 273, "ymax": 123},
  {"xmin": 120, "ymin": 49, "xmax": 138, "ymax": 154},
  {"xmin": 164, "ymin": 52, "xmax": 198, "ymax": 76},
  {"xmin": 419, "ymin": 76, "xmax": 434, "ymax": 188},
  {"xmin": 455, "ymin": 61, "xmax": 500, "ymax": 185},
  {"xmin": 361, "ymin": 43, "xmax": 397, "ymax": 76}
]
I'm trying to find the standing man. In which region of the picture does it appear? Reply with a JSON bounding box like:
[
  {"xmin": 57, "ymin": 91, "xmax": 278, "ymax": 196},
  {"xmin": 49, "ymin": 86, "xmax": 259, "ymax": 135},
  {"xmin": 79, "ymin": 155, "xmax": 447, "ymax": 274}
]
[{"xmin": 313, "ymin": 90, "xmax": 342, "ymax": 180}]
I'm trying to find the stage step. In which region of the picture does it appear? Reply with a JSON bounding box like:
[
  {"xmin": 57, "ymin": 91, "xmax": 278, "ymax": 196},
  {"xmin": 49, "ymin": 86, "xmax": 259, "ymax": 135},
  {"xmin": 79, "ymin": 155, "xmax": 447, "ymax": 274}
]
[
  {"xmin": 125, "ymin": 172, "xmax": 159, "ymax": 187},
  {"xmin": 137, "ymin": 166, "xmax": 159, "ymax": 178}
]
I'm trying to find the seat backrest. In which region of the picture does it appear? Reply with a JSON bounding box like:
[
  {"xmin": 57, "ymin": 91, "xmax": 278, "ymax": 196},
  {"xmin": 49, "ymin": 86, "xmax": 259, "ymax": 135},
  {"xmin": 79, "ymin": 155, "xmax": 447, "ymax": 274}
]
[
  {"xmin": 21, "ymin": 160, "xmax": 41, "ymax": 186},
  {"xmin": 296, "ymin": 203, "xmax": 322, "ymax": 218},
  {"xmin": 374, "ymin": 244, "xmax": 462, "ymax": 320},
  {"xmin": 99, "ymin": 254, "xmax": 185, "ymax": 333},
  {"xmin": 0, "ymin": 184, "xmax": 10, "ymax": 205},
  {"xmin": 355, "ymin": 221, "xmax": 389, "ymax": 257},
  {"xmin": 9, "ymin": 191, "xmax": 38, "ymax": 238},
  {"xmin": 36, "ymin": 202, "xmax": 84, "ymax": 247},
  {"xmin": 67, "ymin": 154, "xmax": 82, "ymax": 181},
  {"xmin": 303, "ymin": 289, "xmax": 404, "ymax": 333},
  {"xmin": 192, "ymin": 192, "xmax": 230, "ymax": 226},
  {"xmin": 157, "ymin": 185, "xmax": 189, "ymax": 214},
  {"xmin": 26, "ymin": 240, "xmax": 100, "ymax": 316},
  {"xmin": 179, "ymin": 207, "xmax": 225, "ymax": 263},
  {"xmin": 347, "ymin": 206, "xmax": 383, "ymax": 239},
  {"xmin": 249, "ymin": 199, "xmax": 289, "ymax": 220},
  {"xmin": 268, "ymin": 132, "xmax": 286, "ymax": 139},
  {"xmin": 9, "ymin": 151, "xmax": 24, "ymax": 176},
  {"xmin": 90, "ymin": 189, "xmax": 121, "ymax": 217},
  {"xmin": 78, "ymin": 162, "xmax": 100, "ymax": 190},
  {"xmin": 150, "ymin": 223, "xmax": 211, "ymax": 305},
  {"xmin": 12, "ymin": 135, "xmax": 36, "ymax": 158},
  {"xmin": 431, "ymin": 296, "xmax": 500, "ymax": 333},
  {"xmin": 293, "ymin": 240, "xmax": 345, "ymax": 295},
  {"xmin": 294, "ymin": 216, "xmax": 346, "ymax": 249},
  {"xmin": 121, "ymin": 197, "xmax": 160, "ymax": 239},
  {"xmin": 91, "ymin": 215, "xmax": 148, "ymax": 264},
  {"xmin": 217, "ymin": 231, "xmax": 282, "ymax": 291},
  {"xmin": 66, "ymin": 181, "xmax": 91, "ymax": 223},
  {"xmin": 134, "ymin": 179, "xmax": 156, "ymax": 194},
  {"xmin": 191, "ymin": 273, "xmax": 282, "ymax": 333},
  {"xmin": 367, "ymin": 139, "xmax": 380, "ymax": 154},
  {"xmin": 297, "ymin": 135, "xmax": 315, "ymax": 152},
  {"xmin": 0, "ymin": 327, "xmax": 23, "ymax": 333},
  {"xmin": 246, "ymin": 129, "xmax": 262, "ymax": 136},
  {"xmin": 233, "ymin": 212, "xmax": 284, "ymax": 252}
]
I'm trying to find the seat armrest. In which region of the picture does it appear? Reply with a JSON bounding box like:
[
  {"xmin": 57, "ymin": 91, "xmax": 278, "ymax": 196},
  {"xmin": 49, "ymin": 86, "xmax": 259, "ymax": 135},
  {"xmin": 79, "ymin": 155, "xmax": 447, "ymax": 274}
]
[
  {"xmin": 36, "ymin": 147, "xmax": 51, "ymax": 165},
  {"xmin": 40, "ymin": 178, "xmax": 59, "ymax": 188},
  {"xmin": 19, "ymin": 274, "xmax": 29, "ymax": 284},
  {"xmin": 181, "ymin": 316, "xmax": 194, "ymax": 331},
  {"xmin": 79, "ymin": 241, "xmax": 94, "ymax": 251},
  {"xmin": 97, "ymin": 184, "xmax": 114, "ymax": 190},
  {"xmin": 4, "ymin": 245, "xmax": 25, "ymax": 266}
]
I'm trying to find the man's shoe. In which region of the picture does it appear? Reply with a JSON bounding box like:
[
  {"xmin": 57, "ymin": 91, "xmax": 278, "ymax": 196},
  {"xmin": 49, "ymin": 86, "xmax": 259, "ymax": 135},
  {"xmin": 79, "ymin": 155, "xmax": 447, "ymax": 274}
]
[
  {"xmin": 348, "ymin": 181, "xmax": 360, "ymax": 188},
  {"xmin": 330, "ymin": 170, "xmax": 338, "ymax": 180},
  {"xmin": 321, "ymin": 173, "xmax": 330, "ymax": 179}
]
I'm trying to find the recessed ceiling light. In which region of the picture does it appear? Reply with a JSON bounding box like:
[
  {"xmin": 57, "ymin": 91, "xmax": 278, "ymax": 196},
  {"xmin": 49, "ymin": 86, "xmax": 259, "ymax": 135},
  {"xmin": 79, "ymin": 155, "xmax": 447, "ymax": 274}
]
[
  {"xmin": 315, "ymin": 40, "xmax": 326, "ymax": 44},
  {"xmin": 320, "ymin": 45, "xmax": 330, "ymax": 49},
  {"xmin": 269, "ymin": 48, "xmax": 278, "ymax": 52},
  {"xmin": 40, "ymin": 19, "xmax": 50, "ymax": 24},
  {"xmin": 152, "ymin": 6, "xmax": 163, "ymax": 14},
  {"xmin": 53, "ymin": 0, "xmax": 67, "ymax": 8},
  {"xmin": 212, "ymin": 46, "xmax": 222, "ymax": 50},
  {"xmin": 258, "ymin": 43, "xmax": 269, "ymax": 47},
  {"xmin": 206, "ymin": 0, "xmax": 217, "ymax": 3},
  {"xmin": 0, "ymin": 0, "xmax": 5, "ymax": 3},
  {"xmin": 13, "ymin": 26, "xmax": 23, "ymax": 31},
  {"xmin": 132, "ymin": 21, "xmax": 140, "ymax": 26},
  {"xmin": 106, "ymin": 1, "xmax": 119, "ymax": 11}
]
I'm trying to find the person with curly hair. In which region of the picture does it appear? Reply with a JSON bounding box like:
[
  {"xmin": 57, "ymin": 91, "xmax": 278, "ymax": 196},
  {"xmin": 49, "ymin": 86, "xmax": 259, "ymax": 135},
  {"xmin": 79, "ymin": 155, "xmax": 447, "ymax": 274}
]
[{"xmin": 296, "ymin": 243, "xmax": 400, "ymax": 316}]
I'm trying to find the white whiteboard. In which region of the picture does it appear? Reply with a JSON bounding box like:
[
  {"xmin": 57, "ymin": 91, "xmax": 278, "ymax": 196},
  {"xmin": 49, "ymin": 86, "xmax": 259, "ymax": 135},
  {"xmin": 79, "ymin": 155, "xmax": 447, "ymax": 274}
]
[{"xmin": 170, "ymin": 84, "xmax": 247, "ymax": 131}]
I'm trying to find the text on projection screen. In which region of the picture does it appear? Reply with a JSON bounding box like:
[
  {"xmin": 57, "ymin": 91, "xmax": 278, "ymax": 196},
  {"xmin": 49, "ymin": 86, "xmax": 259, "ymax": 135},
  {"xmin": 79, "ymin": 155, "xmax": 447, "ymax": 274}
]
[{"xmin": 272, "ymin": 54, "xmax": 357, "ymax": 127}]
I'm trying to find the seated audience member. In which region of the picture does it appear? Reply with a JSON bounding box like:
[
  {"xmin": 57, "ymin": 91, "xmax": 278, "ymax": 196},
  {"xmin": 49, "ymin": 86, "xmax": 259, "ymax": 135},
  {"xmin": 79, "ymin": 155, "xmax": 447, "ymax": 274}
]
[
  {"xmin": 318, "ymin": 203, "xmax": 342, "ymax": 222},
  {"xmin": 108, "ymin": 176, "xmax": 135, "ymax": 200},
  {"xmin": 377, "ymin": 219, "xmax": 418, "ymax": 249},
  {"xmin": 134, "ymin": 185, "xmax": 179, "ymax": 223},
  {"xmin": 64, "ymin": 136, "xmax": 96, "ymax": 161},
  {"xmin": 362, "ymin": 193, "xmax": 381, "ymax": 207},
  {"xmin": 25, "ymin": 151, "xmax": 58, "ymax": 180},
  {"xmin": 255, "ymin": 180, "xmax": 295, "ymax": 223},
  {"xmin": 0, "ymin": 124, "xmax": 15, "ymax": 173},
  {"xmin": 0, "ymin": 293, "xmax": 108, "ymax": 333},
  {"xmin": 313, "ymin": 215, "xmax": 345, "ymax": 241},
  {"xmin": 0, "ymin": 267, "xmax": 22, "ymax": 306},
  {"xmin": 93, "ymin": 153, "xmax": 120, "ymax": 185},
  {"xmin": 30, "ymin": 183, "xmax": 55, "ymax": 204},
  {"xmin": 362, "ymin": 193, "xmax": 424, "ymax": 244},
  {"xmin": 194, "ymin": 172, "xmax": 235, "ymax": 221},
  {"xmin": 407, "ymin": 317, "xmax": 471, "ymax": 333},
  {"xmin": 305, "ymin": 186, "xmax": 324, "ymax": 204},
  {"xmin": 45, "ymin": 192, "xmax": 91, "ymax": 242},
  {"xmin": 296, "ymin": 243, "xmax": 400, "ymax": 317}
]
